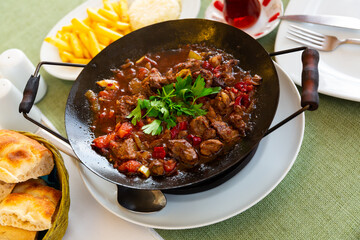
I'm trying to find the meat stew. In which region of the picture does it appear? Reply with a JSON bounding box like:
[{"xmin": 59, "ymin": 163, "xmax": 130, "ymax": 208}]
[{"xmin": 86, "ymin": 44, "xmax": 262, "ymax": 179}]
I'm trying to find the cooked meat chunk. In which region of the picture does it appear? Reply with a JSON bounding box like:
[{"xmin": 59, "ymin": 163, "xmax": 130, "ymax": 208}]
[
  {"xmin": 110, "ymin": 138, "xmax": 137, "ymax": 160},
  {"xmin": 200, "ymin": 139, "xmax": 223, "ymax": 156},
  {"xmin": 192, "ymin": 69, "xmax": 213, "ymax": 87},
  {"xmin": 144, "ymin": 68, "xmax": 167, "ymax": 89},
  {"xmin": 136, "ymin": 150, "xmax": 151, "ymax": 164},
  {"xmin": 174, "ymin": 59, "xmax": 202, "ymax": 73},
  {"xmin": 168, "ymin": 139, "xmax": 198, "ymax": 166},
  {"xmin": 203, "ymin": 128, "xmax": 217, "ymax": 140},
  {"xmin": 149, "ymin": 159, "xmax": 165, "ymax": 176},
  {"xmin": 189, "ymin": 116, "xmax": 210, "ymax": 137},
  {"xmin": 129, "ymin": 78, "xmax": 142, "ymax": 94},
  {"xmin": 214, "ymin": 90, "xmax": 232, "ymax": 114},
  {"xmin": 209, "ymin": 54, "xmax": 222, "ymax": 67},
  {"xmin": 115, "ymin": 95, "xmax": 138, "ymax": 122},
  {"xmin": 211, "ymin": 120, "xmax": 240, "ymax": 142},
  {"xmin": 178, "ymin": 130, "xmax": 189, "ymax": 139}
]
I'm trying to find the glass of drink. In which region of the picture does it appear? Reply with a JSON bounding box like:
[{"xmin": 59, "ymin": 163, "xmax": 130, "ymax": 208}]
[{"xmin": 223, "ymin": 0, "xmax": 261, "ymax": 29}]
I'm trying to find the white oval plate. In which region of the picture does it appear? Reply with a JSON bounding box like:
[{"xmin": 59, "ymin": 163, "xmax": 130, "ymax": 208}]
[
  {"xmin": 77, "ymin": 63, "xmax": 305, "ymax": 229},
  {"xmin": 40, "ymin": 0, "xmax": 201, "ymax": 81},
  {"xmin": 205, "ymin": 0, "xmax": 283, "ymax": 39},
  {"xmin": 275, "ymin": 0, "xmax": 360, "ymax": 102}
]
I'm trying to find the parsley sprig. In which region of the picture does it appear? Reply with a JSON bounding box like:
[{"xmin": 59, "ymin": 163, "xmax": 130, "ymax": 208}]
[{"xmin": 127, "ymin": 75, "xmax": 221, "ymax": 135}]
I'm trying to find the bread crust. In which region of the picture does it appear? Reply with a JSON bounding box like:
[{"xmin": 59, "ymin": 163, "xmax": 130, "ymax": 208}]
[
  {"xmin": 0, "ymin": 130, "xmax": 54, "ymax": 183},
  {"xmin": 0, "ymin": 193, "xmax": 55, "ymax": 231},
  {"xmin": 0, "ymin": 224, "xmax": 37, "ymax": 240}
]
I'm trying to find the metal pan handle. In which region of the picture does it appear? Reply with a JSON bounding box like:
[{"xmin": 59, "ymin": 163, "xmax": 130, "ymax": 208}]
[
  {"xmin": 19, "ymin": 61, "xmax": 85, "ymax": 114},
  {"xmin": 265, "ymin": 48, "xmax": 320, "ymax": 136}
]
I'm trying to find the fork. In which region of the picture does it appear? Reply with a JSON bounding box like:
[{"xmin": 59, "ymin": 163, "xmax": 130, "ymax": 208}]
[{"xmin": 286, "ymin": 24, "xmax": 360, "ymax": 51}]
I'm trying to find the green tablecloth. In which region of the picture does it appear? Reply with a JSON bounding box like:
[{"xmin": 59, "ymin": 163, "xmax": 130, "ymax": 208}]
[{"xmin": 0, "ymin": 0, "xmax": 359, "ymax": 239}]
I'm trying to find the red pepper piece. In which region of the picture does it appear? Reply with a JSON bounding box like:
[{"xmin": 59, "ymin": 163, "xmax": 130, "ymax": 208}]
[
  {"xmin": 92, "ymin": 132, "xmax": 116, "ymax": 148},
  {"xmin": 235, "ymin": 93, "xmax": 250, "ymax": 108},
  {"xmin": 153, "ymin": 146, "xmax": 166, "ymax": 159},
  {"xmin": 117, "ymin": 122, "xmax": 133, "ymax": 138},
  {"xmin": 118, "ymin": 160, "xmax": 141, "ymax": 173},
  {"xmin": 164, "ymin": 159, "xmax": 176, "ymax": 172}
]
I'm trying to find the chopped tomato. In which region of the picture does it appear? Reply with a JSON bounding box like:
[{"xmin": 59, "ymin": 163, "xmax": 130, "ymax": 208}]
[
  {"xmin": 164, "ymin": 159, "xmax": 176, "ymax": 172},
  {"xmin": 118, "ymin": 160, "xmax": 141, "ymax": 173},
  {"xmin": 187, "ymin": 134, "xmax": 202, "ymax": 146},
  {"xmin": 170, "ymin": 126, "xmax": 180, "ymax": 139},
  {"xmin": 152, "ymin": 147, "xmax": 166, "ymax": 159},
  {"xmin": 178, "ymin": 121, "xmax": 188, "ymax": 131},
  {"xmin": 117, "ymin": 122, "xmax": 133, "ymax": 138},
  {"xmin": 202, "ymin": 61, "xmax": 214, "ymax": 71},
  {"xmin": 92, "ymin": 132, "xmax": 116, "ymax": 148},
  {"xmin": 192, "ymin": 136, "xmax": 202, "ymax": 146}
]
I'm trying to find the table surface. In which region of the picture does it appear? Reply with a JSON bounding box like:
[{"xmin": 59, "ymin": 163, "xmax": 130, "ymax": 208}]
[{"xmin": 0, "ymin": 0, "xmax": 359, "ymax": 239}]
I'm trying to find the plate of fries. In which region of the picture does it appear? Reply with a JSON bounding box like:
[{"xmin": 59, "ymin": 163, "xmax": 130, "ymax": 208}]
[{"xmin": 40, "ymin": 0, "xmax": 200, "ymax": 80}]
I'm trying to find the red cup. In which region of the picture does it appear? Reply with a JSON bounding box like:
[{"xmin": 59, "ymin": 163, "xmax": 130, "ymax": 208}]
[{"xmin": 223, "ymin": 0, "xmax": 261, "ymax": 29}]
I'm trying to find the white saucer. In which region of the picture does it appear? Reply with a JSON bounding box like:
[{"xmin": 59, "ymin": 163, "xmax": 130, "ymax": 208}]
[
  {"xmin": 205, "ymin": 0, "xmax": 283, "ymax": 39},
  {"xmin": 275, "ymin": 0, "xmax": 360, "ymax": 102},
  {"xmin": 77, "ymin": 62, "xmax": 305, "ymax": 229},
  {"xmin": 40, "ymin": 0, "xmax": 201, "ymax": 81}
]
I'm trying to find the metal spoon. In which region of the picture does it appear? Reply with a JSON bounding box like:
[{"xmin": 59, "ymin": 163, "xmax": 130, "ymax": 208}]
[
  {"xmin": 117, "ymin": 185, "xmax": 167, "ymax": 213},
  {"xmin": 34, "ymin": 128, "xmax": 167, "ymax": 213}
]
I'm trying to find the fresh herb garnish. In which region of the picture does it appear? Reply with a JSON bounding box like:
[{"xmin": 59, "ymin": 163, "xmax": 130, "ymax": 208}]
[{"xmin": 127, "ymin": 75, "xmax": 221, "ymax": 135}]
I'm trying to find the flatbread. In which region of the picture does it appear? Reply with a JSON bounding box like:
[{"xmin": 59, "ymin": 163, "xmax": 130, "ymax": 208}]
[
  {"xmin": 0, "ymin": 182, "xmax": 15, "ymax": 202},
  {"xmin": 0, "ymin": 130, "xmax": 54, "ymax": 183},
  {"xmin": 0, "ymin": 224, "xmax": 37, "ymax": 240}
]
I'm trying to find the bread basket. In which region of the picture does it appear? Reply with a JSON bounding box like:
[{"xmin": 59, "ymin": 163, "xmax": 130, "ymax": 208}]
[{"xmin": 17, "ymin": 131, "xmax": 70, "ymax": 240}]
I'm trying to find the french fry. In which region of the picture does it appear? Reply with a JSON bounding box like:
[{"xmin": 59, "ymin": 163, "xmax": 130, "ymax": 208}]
[
  {"xmin": 88, "ymin": 31, "xmax": 101, "ymax": 58},
  {"xmin": 98, "ymin": 8, "xmax": 119, "ymax": 22},
  {"xmin": 46, "ymin": 0, "xmax": 133, "ymax": 63},
  {"xmin": 103, "ymin": 1, "xmax": 115, "ymax": 12},
  {"xmin": 61, "ymin": 25, "xmax": 73, "ymax": 32},
  {"xmin": 69, "ymin": 33, "xmax": 84, "ymax": 58},
  {"xmin": 118, "ymin": 0, "xmax": 129, "ymax": 22},
  {"xmin": 70, "ymin": 57, "xmax": 91, "ymax": 64},
  {"xmin": 97, "ymin": 35, "xmax": 112, "ymax": 46},
  {"xmin": 71, "ymin": 18, "xmax": 91, "ymax": 33},
  {"xmin": 87, "ymin": 8, "xmax": 111, "ymax": 25},
  {"xmin": 94, "ymin": 23, "xmax": 123, "ymax": 41},
  {"xmin": 59, "ymin": 51, "xmax": 73, "ymax": 62},
  {"xmin": 111, "ymin": 2, "xmax": 122, "ymax": 17},
  {"xmin": 113, "ymin": 21, "xmax": 130, "ymax": 30},
  {"xmin": 45, "ymin": 36, "xmax": 72, "ymax": 52},
  {"xmin": 78, "ymin": 33, "xmax": 91, "ymax": 53},
  {"xmin": 77, "ymin": 35, "xmax": 91, "ymax": 59}
]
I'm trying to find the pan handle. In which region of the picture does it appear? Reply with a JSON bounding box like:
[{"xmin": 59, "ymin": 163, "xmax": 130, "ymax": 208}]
[
  {"xmin": 19, "ymin": 61, "xmax": 86, "ymax": 156},
  {"xmin": 301, "ymin": 48, "xmax": 319, "ymax": 110},
  {"xmin": 19, "ymin": 61, "xmax": 85, "ymax": 114},
  {"xmin": 265, "ymin": 48, "xmax": 319, "ymax": 136}
]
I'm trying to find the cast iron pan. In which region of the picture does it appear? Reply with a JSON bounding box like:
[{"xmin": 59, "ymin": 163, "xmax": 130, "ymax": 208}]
[{"xmin": 64, "ymin": 19, "xmax": 279, "ymax": 190}]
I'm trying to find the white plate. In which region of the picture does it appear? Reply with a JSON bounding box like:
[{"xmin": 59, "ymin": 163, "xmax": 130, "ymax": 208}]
[
  {"xmin": 40, "ymin": 0, "xmax": 201, "ymax": 80},
  {"xmin": 275, "ymin": 0, "xmax": 360, "ymax": 102},
  {"xmin": 77, "ymin": 62, "xmax": 305, "ymax": 229},
  {"xmin": 205, "ymin": 0, "xmax": 283, "ymax": 39}
]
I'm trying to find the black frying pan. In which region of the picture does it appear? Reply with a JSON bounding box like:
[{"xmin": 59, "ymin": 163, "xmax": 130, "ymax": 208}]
[{"xmin": 20, "ymin": 19, "xmax": 318, "ymax": 190}]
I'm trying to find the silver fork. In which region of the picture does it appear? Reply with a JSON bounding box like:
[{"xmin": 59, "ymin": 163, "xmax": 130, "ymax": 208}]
[{"xmin": 287, "ymin": 24, "xmax": 360, "ymax": 51}]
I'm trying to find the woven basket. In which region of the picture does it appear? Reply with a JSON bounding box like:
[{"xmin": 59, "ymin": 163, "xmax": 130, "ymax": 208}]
[{"xmin": 17, "ymin": 131, "xmax": 70, "ymax": 240}]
